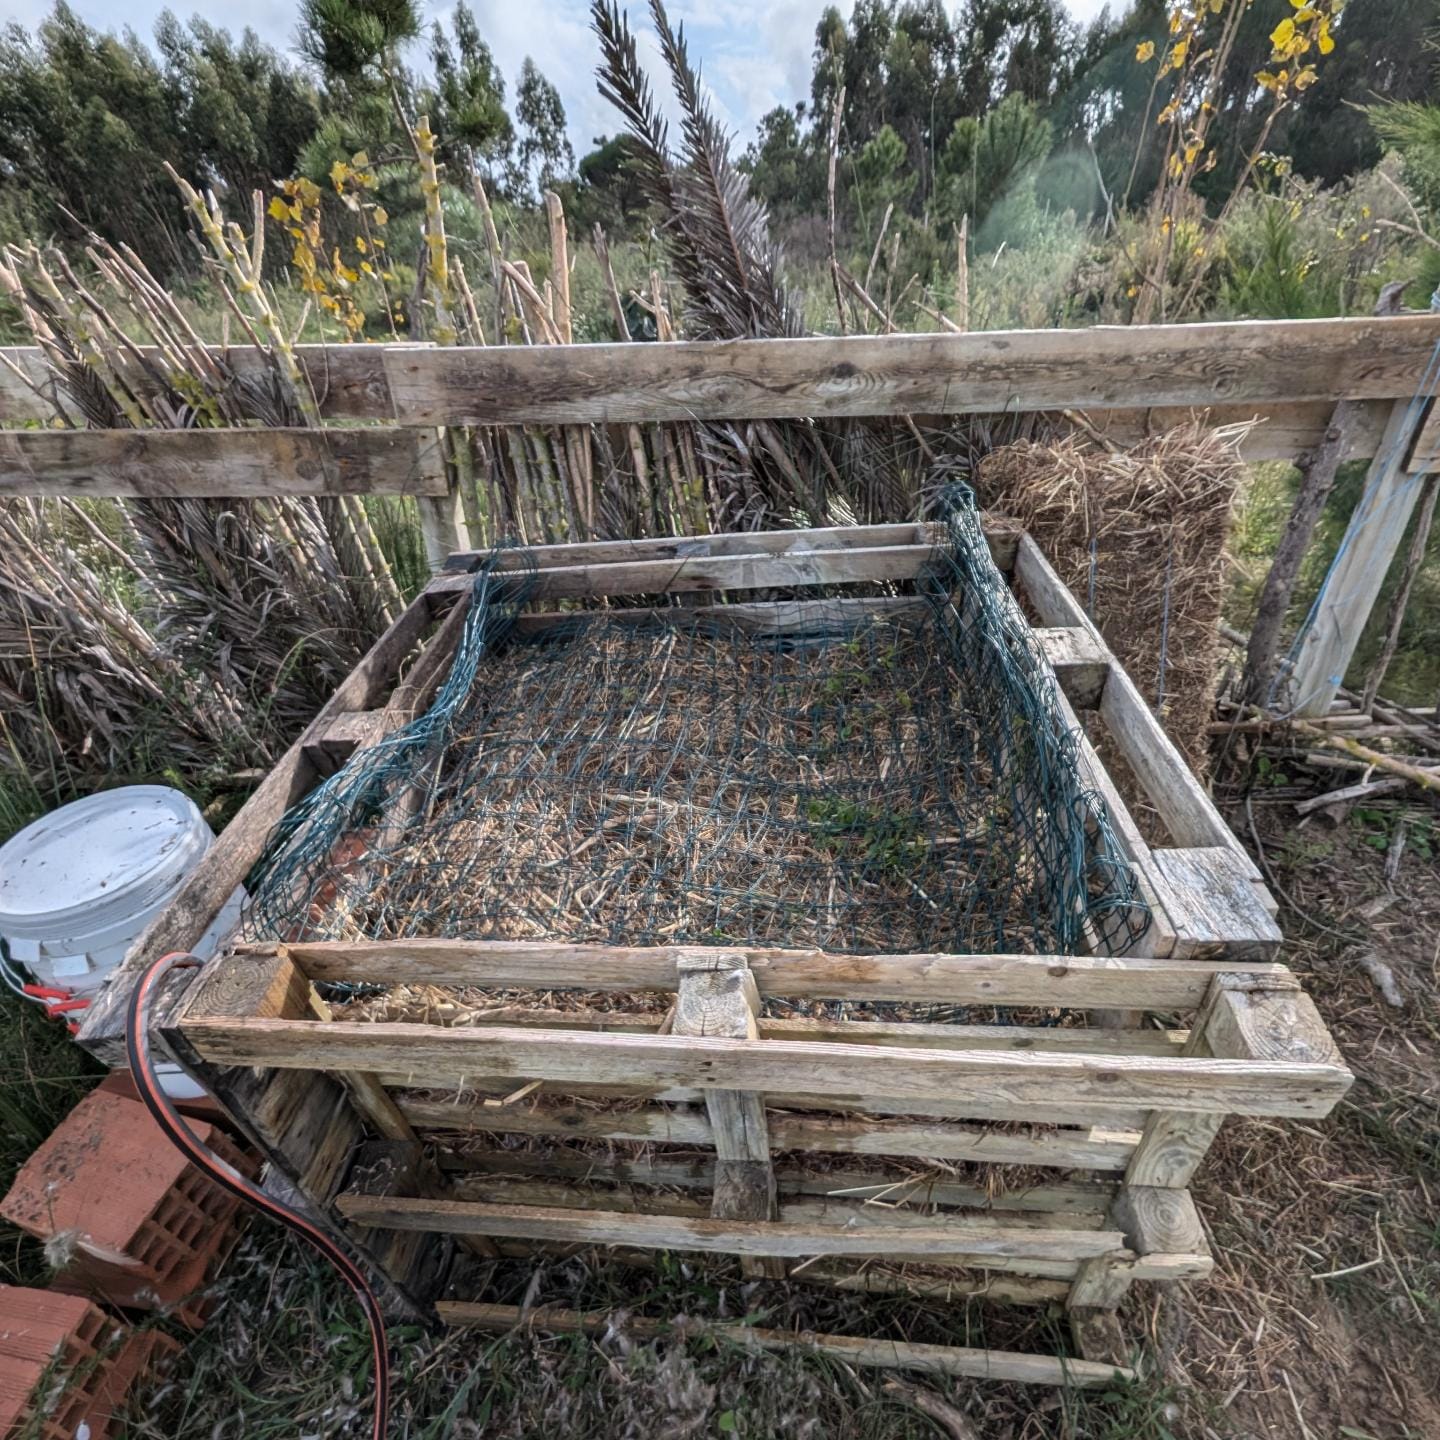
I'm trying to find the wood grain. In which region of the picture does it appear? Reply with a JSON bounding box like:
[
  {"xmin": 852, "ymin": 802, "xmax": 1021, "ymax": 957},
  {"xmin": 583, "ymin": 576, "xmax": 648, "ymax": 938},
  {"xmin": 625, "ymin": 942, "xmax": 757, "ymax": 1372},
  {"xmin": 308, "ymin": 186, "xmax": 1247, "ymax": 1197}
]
[
  {"xmin": 261, "ymin": 939, "xmax": 1288, "ymax": 1007},
  {"xmin": 437, "ymin": 1301, "xmax": 1134, "ymax": 1386},
  {"xmin": 0, "ymin": 427, "xmax": 447, "ymax": 498},
  {"xmin": 177, "ymin": 1016, "xmax": 1353, "ymax": 1117}
]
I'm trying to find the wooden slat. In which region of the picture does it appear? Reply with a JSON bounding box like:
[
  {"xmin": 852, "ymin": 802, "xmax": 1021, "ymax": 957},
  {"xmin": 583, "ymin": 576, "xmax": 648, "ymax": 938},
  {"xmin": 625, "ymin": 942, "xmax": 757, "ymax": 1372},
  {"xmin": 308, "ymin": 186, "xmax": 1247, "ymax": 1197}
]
[
  {"xmin": 1289, "ymin": 398, "xmax": 1432, "ymax": 717},
  {"xmin": 1034, "ymin": 627, "xmax": 1111, "ymax": 708},
  {"xmin": 441, "ymin": 1146, "xmax": 1116, "ymax": 1215},
  {"xmin": 178, "ymin": 1016, "xmax": 1352, "ymax": 1118},
  {"xmin": 427, "ymin": 543, "xmax": 939, "ymax": 600},
  {"xmin": 338, "ymin": 1194, "xmax": 1128, "ymax": 1261},
  {"xmin": 398, "ymin": 1097, "xmax": 1137, "ymax": 1170},
  {"xmin": 4, "ymin": 322, "xmax": 1434, "ymax": 431},
  {"xmin": 37, "ymin": 317, "xmax": 1414, "ymax": 426},
  {"xmin": 353, "ymin": 1003, "xmax": 1187, "ymax": 1054},
  {"xmin": 0, "ymin": 427, "xmax": 448, "ymax": 498},
  {"xmin": 444, "ymin": 522, "xmax": 935, "ymax": 572},
  {"xmin": 1406, "ymin": 396, "xmax": 1440, "ymax": 472},
  {"xmin": 262, "ymin": 940, "xmax": 1286, "ymax": 1008},
  {"xmin": 437, "ymin": 1301, "xmax": 1134, "ymax": 1387},
  {"xmin": 390, "ymin": 1076, "xmax": 1149, "ymax": 1129}
]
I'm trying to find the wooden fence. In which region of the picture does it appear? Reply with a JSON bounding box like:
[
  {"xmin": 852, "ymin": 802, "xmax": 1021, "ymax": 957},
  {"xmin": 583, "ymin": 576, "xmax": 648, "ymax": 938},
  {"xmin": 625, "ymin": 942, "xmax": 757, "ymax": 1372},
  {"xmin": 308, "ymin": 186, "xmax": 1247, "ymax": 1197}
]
[{"xmin": 5, "ymin": 313, "xmax": 1440, "ymax": 718}]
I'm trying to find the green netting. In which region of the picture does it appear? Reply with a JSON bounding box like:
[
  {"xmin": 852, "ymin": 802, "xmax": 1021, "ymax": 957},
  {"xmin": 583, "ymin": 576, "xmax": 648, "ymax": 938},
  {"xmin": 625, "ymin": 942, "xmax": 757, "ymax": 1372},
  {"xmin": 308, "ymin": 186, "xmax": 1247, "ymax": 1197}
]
[{"xmin": 243, "ymin": 490, "xmax": 1147, "ymax": 957}]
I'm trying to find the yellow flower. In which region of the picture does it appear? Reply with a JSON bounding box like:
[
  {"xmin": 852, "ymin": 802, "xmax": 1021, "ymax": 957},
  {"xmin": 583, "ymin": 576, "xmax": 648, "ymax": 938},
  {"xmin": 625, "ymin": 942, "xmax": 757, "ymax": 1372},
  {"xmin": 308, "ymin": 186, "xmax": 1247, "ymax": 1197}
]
[
  {"xmin": 1271, "ymin": 18, "xmax": 1295, "ymax": 48},
  {"xmin": 373, "ymin": 207, "xmax": 389, "ymax": 227},
  {"xmin": 1318, "ymin": 17, "xmax": 1335, "ymax": 53},
  {"xmin": 1294, "ymin": 66, "xmax": 1318, "ymax": 90},
  {"xmin": 1136, "ymin": 40, "xmax": 1156, "ymax": 62},
  {"xmin": 329, "ymin": 159, "xmax": 349, "ymax": 189},
  {"xmin": 267, "ymin": 196, "xmax": 289, "ymax": 221},
  {"xmin": 351, "ymin": 150, "xmax": 370, "ymax": 168},
  {"xmin": 1361, "ymin": 204, "xmax": 1372, "ymax": 219}
]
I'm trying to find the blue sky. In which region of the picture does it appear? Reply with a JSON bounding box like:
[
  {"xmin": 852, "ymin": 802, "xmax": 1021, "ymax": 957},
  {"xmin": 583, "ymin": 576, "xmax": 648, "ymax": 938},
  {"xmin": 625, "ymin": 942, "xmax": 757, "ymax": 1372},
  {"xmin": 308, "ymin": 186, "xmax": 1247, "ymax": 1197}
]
[{"xmin": 1, "ymin": 0, "xmax": 1122, "ymax": 154}]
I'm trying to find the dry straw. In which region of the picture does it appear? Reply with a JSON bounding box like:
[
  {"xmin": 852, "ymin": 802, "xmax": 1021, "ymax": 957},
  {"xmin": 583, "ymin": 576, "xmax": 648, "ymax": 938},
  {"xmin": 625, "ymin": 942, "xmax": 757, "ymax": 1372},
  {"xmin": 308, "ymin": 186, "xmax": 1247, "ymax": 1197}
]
[{"xmin": 978, "ymin": 420, "xmax": 1249, "ymax": 775}]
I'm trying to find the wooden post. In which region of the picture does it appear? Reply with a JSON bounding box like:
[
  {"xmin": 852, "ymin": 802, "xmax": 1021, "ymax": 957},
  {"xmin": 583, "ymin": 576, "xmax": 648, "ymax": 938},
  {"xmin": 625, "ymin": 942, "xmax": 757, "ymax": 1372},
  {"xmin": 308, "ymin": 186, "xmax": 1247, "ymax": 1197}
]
[
  {"xmin": 416, "ymin": 435, "xmax": 473, "ymax": 572},
  {"xmin": 671, "ymin": 951, "xmax": 782, "ymax": 1279},
  {"xmin": 1287, "ymin": 395, "xmax": 1432, "ymax": 717}
]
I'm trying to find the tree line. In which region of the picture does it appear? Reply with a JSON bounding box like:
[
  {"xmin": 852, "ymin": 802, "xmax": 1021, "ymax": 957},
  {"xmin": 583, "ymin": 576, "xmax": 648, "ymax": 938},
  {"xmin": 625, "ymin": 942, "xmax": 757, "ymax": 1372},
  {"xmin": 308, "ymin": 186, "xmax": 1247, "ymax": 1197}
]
[
  {"xmin": 744, "ymin": 0, "xmax": 1439, "ymax": 238},
  {"xmin": 0, "ymin": 0, "xmax": 1436, "ymax": 296}
]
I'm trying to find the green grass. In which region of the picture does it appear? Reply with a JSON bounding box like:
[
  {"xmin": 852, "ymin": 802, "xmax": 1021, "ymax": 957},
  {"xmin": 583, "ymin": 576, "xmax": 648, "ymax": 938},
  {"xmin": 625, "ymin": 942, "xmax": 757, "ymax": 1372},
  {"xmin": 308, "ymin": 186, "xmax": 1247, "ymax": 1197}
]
[
  {"xmin": 121, "ymin": 1229, "xmax": 1198, "ymax": 1439},
  {"xmin": 0, "ymin": 991, "xmax": 103, "ymax": 1287}
]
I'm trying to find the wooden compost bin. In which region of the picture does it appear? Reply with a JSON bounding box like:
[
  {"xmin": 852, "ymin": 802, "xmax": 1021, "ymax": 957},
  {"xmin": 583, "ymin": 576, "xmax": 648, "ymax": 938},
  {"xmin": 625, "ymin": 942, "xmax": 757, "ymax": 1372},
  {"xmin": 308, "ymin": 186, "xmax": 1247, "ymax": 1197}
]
[{"xmin": 76, "ymin": 516, "xmax": 1351, "ymax": 1388}]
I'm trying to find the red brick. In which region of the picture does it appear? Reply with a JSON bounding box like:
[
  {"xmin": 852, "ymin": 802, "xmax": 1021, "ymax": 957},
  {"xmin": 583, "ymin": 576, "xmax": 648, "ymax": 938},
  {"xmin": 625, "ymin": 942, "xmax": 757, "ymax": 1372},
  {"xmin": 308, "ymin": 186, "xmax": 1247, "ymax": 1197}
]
[
  {"xmin": 0, "ymin": 1089, "xmax": 257, "ymax": 1327},
  {"xmin": 0, "ymin": 1285, "xmax": 179, "ymax": 1440}
]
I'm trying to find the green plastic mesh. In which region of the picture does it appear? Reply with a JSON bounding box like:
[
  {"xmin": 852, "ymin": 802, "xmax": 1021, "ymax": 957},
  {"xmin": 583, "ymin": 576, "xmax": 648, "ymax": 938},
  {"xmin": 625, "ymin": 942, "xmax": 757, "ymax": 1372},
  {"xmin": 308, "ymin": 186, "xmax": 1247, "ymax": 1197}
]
[{"xmin": 243, "ymin": 491, "xmax": 1147, "ymax": 957}]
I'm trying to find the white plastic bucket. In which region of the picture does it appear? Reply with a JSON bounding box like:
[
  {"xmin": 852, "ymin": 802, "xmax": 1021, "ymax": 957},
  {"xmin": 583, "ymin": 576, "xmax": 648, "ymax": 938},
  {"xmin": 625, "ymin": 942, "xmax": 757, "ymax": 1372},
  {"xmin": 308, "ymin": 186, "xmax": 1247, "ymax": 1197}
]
[{"xmin": 0, "ymin": 786, "xmax": 244, "ymax": 1098}]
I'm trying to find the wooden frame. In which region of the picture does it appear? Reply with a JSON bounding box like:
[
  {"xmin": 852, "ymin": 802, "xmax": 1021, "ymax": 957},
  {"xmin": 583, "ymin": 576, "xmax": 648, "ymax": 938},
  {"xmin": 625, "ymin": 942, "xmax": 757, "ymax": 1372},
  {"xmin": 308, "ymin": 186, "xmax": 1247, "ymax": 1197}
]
[{"xmin": 67, "ymin": 516, "xmax": 1348, "ymax": 1386}]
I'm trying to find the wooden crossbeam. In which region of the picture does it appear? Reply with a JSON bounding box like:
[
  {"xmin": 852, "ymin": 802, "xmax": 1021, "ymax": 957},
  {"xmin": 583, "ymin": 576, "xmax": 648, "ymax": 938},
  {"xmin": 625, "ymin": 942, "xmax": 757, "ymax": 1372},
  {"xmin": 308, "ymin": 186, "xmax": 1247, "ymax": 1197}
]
[
  {"xmin": 337, "ymin": 1194, "xmax": 1130, "ymax": 1261},
  {"xmin": 397, "ymin": 1096, "xmax": 1139, "ymax": 1170},
  {"xmin": 437, "ymin": 1301, "xmax": 1134, "ymax": 1387},
  {"xmin": 0, "ymin": 427, "xmax": 448, "ymax": 498},
  {"xmin": 177, "ymin": 1015, "xmax": 1352, "ymax": 1118},
  {"xmin": 4, "ymin": 318, "xmax": 1438, "ymax": 428},
  {"xmin": 250, "ymin": 940, "xmax": 1288, "ymax": 1008},
  {"xmin": 427, "ymin": 542, "xmax": 941, "ymax": 600}
]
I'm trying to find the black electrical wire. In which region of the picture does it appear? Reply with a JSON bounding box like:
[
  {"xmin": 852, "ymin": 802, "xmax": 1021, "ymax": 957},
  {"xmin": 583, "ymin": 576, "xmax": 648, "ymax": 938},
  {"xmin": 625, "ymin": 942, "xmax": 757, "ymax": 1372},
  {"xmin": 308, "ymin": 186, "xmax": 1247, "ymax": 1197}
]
[{"xmin": 126, "ymin": 951, "xmax": 390, "ymax": 1440}]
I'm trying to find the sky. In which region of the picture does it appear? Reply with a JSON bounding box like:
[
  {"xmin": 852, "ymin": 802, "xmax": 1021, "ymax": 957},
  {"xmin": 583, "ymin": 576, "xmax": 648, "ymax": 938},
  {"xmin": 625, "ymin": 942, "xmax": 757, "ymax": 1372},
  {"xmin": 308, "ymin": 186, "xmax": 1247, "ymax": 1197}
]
[{"xmin": 0, "ymin": 0, "xmax": 1125, "ymax": 155}]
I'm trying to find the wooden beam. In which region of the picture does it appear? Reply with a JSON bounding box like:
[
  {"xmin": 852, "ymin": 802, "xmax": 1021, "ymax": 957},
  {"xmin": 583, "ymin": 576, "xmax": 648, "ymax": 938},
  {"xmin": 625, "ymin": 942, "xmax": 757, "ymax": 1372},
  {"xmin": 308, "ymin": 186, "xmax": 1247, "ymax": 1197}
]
[
  {"xmin": 1081, "ymin": 398, "xmax": 1392, "ymax": 465},
  {"xmin": 369, "ymin": 1002, "xmax": 1186, "ymax": 1055},
  {"xmin": 672, "ymin": 952, "xmax": 780, "ymax": 1277},
  {"xmin": 177, "ymin": 1016, "xmax": 1352, "ymax": 1118},
  {"xmin": 338, "ymin": 1194, "xmax": 1128, "ymax": 1262},
  {"xmin": 442, "ymin": 1145, "xmax": 1116, "ymax": 1215},
  {"xmin": 398, "ymin": 1097, "xmax": 1138, "ymax": 1170},
  {"xmin": 261, "ymin": 940, "xmax": 1289, "ymax": 1008},
  {"xmin": 444, "ymin": 521, "xmax": 937, "ymax": 573},
  {"xmin": 427, "ymin": 543, "xmax": 940, "ymax": 601},
  {"xmin": 1289, "ymin": 398, "xmax": 1434, "ymax": 717},
  {"xmin": 0, "ymin": 427, "xmax": 449, "ymax": 498},
  {"xmin": 32, "ymin": 316, "xmax": 1416, "ymax": 426},
  {"xmin": 437, "ymin": 1301, "xmax": 1133, "ymax": 1387}
]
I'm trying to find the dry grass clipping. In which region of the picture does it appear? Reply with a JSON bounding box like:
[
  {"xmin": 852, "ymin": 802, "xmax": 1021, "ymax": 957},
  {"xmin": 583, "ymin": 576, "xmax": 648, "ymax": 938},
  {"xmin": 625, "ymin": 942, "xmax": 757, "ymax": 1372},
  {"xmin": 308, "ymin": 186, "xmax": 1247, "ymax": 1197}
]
[{"xmin": 978, "ymin": 421, "xmax": 1247, "ymax": 774}]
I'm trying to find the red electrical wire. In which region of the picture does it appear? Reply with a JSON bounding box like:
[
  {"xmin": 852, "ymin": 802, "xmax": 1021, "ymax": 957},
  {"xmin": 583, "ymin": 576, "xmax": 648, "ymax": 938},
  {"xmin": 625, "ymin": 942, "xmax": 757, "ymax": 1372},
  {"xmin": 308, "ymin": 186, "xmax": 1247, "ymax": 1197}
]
[{"xmin": 126, "ymin": 951, "xmax": 390, "ymax": 1440}]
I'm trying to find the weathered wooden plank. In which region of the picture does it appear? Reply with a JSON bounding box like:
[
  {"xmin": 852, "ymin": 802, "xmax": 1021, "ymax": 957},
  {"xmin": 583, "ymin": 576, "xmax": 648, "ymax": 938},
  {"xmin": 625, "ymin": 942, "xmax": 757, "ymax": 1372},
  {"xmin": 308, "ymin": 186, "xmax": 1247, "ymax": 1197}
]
[
  {"xmin": 1082, "ymin": 398, "xmax": 1392, "ymax": 465},
  {"xmin": 443, "ymin": 1146, "xmax": 1116, "ymax": 1215},
  {"xmin": 438, "ymin": 1301, "xmax": 1133, "ymax": 1386},
  {"xmin": 76, "ymin": 589, "xmax": 440, "ymax": 1064},
  {"xmin": 398, "ymin": 1096, "xmax": 1136, "ymax": 1169},
  {"xmin": 0, "ymin": 427, "xmax": 448, "ymax": 498},
  {"xmin": 4, "ymin": 321, "xmax": 1435, "ymax": 428},
  {"xmin": 672, "ymin": 952, "xmax": 779, "ymax": 1276},
  {"xmin": 1289, "ymin": 398, "xmax": 1433, "ymax": 717},
  {"xmin": 1034, "ymin": 627, "xmax": 1111, "ymax": 708},
  {"xmin": 260, "ymin": 940, "xmax": 1287, "ymax": 1007},
  {"xmin": 337, "ymin": 1194, "xmax": 1128, "ymax": 1261},
  {"xmin": 178, "ymin": 1017, "xmax": 1352, "ymax": 1118},
  {"xmin": 427, "ymin": 543, "xmax": 941, "ymax": 600},
  {"xmin": 161, "ymin": 317, "xmax": 1440, "ymax": 425},
  {"xmin": 367, "ymin": 1002, "xmax": 1186, "ymax": 1053},
  {"xmin": 444, "ymin": 522, "xmax": 936, "ymax": 573},
  {"xmin": 1146, "ymin": 848, "xmax": 1282, "ymax": 961}
]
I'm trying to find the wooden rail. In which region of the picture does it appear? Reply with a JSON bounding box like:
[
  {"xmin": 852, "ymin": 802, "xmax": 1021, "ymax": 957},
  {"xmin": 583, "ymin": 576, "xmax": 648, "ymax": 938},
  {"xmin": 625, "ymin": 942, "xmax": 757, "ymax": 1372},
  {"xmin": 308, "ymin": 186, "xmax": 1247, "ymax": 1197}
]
[{"xmin": 5, "ymin": 316, "xmax": 1437, "ymax": 428}]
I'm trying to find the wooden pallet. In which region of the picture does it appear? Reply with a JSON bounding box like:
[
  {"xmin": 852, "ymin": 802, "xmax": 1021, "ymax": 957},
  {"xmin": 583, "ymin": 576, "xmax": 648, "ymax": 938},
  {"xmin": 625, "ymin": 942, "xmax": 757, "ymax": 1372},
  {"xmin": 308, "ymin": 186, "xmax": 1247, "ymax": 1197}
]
[{"xmin": 81, "ymin": 519, "xmax": 1347, "ymax": 1381}]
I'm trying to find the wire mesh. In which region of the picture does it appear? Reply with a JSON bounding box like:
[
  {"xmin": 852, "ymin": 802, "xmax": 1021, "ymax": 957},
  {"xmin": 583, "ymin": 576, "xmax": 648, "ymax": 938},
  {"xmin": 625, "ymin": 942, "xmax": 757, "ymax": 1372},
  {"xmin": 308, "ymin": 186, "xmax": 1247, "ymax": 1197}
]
[{"xmin": 245, "ymin": 490, "xmax": 1147, "ymax": 958}]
